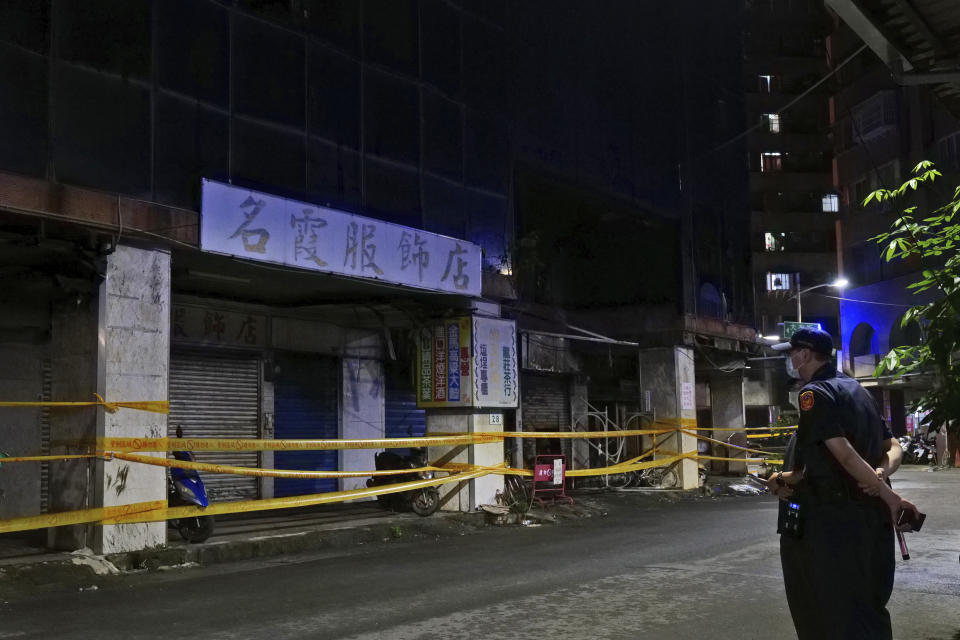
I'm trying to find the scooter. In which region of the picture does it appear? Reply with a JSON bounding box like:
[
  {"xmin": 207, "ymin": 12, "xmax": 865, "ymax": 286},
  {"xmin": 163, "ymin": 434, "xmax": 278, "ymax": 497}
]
[
  {"xmin": 366, "ymin": 448, "xmax": 440, "ymax": 517},
  {"xmin": 168, "ymin": 426, "xmax": 215, "ymax": 543},
  {"xmin": 898, "ymin": 436, "xmax": 913, "ymax": 463},
  {"xmin": 913, "ymin": 440, "xmax": 935, "ymax": 465}
]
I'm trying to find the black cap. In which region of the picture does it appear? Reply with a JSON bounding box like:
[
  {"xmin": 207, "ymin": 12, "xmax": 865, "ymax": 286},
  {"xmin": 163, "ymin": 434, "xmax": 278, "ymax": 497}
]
[{"xmin": 771, "ymin": 327, "xmax": 834, "ymax": 356}]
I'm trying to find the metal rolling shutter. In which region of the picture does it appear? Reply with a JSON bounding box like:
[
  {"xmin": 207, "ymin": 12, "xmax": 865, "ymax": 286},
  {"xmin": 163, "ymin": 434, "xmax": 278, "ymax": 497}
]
[
  {"xmin": 274, "ymin": 352, "xmax": 339, "ymax": 497},
  {"xmin": 169, "ymin": 349, "xmax": 261, "ymax": 502},
  {"xmin": 39, "ymin": 360, "xmax": 51, "ymax": 513},
  {"xmin": 521, "ymin": 373, "xmax": 570, "ymax": 430},
  {"xmin": 385, "ymin": 382, "xmax": 425, "ymax": 455}
]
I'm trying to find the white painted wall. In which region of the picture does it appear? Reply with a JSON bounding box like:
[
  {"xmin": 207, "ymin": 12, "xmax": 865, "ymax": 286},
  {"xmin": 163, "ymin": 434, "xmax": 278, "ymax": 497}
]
[
  {"xmin": 341, "ymin": 356, "xmax": 384, "ymax": 493},
  {"xmin": 674, "ymin": 346, "xmax": 699, "ymax": 489},
  {"xmin": 95, "ymin": 245, "xmax": 170, "ymax": 554},
  {"xmin": 425, "ymin": 410, "xmax": 505, "ymax": 511},
  {"xmin": 471, "ymin": 412, "xmax": 505, "ymax": 507}
]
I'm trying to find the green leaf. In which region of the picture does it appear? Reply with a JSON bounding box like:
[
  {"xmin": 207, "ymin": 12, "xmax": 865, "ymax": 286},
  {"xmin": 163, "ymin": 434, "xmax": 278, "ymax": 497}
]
[{"xmin": 885, "ymin": 240, "xmax": 898, "ymax": 261}]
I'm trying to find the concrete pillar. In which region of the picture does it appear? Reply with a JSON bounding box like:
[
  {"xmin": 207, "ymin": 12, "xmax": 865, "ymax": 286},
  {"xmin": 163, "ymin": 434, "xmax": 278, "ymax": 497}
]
[
  {"xmin": 425, "ymin": 410, "xmax": 504, "ymax": 511},
  {"xmin": 639, "ymin": 346, "xmax": 699, "ymax": 489},
  {"xmin": 569, "ymin": 380, "xmax": 590, "ymax": 471},
  {"xmin": 341, "ymin": 351, "xmax": 384, "ymax": 493},
  {"xmin": 48, "ymin": 245, "xmax": 170, "ymax": 553},
  {"xmin": 259, "ymin": 375, "xmax": 275, "ymax": 499},
  {"xmin": 94, "ymin": 245, "xmax": 170, "ymax": 554},
  {"xmin": 710, "ymin": 372, "xmax": 746, "ymax": 475}
]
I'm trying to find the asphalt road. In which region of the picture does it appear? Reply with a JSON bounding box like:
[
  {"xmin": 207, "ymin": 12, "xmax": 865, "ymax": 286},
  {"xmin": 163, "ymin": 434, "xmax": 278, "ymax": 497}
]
[{"xmin": 2, "ymin": 467, "xmax": 959, "ymax": 639}]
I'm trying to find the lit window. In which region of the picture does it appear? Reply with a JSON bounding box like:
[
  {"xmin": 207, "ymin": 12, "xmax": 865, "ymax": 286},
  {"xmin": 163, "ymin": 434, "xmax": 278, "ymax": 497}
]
[
  {"xmin": 758, "ymin": 75, "xmax": 776, "ymax": 93},
  {"xmin": 761, "ymin": 152, "xmax": 783, "ymax": 172},
  {"xmin": 766, "ymin": 272, "xmax": 792, "ymax": 291},
  {"xmin": 765, "ymin": 113, "xmax": 781, "ymax": 133},
  {"xmin": 764, "ymin": 233, "xmax": 783, "ymax": 251},
  {"xmin": 822, "ymin": 194, "xmax": 839, "ymax": 212}
]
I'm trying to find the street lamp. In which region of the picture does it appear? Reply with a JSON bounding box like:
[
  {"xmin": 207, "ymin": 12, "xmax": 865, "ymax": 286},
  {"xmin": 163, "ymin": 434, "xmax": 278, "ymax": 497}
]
[{"xmin": 791, "ymin": 277, "xmax": 848, "ymax": 322}]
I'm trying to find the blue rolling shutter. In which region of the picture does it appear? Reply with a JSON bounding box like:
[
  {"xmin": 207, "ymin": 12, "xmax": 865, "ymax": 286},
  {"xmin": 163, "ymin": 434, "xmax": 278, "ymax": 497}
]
[
  {"xmin": 274, "ymin": 353, "xmax": 340, "ymax": 497},
  {"xmin": 385, "ymin": 383, "xmax": 425, "ymax": 455}
]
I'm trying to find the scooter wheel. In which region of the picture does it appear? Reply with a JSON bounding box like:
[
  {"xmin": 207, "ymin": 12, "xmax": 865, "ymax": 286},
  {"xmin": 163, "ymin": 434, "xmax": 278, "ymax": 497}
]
[
  {"xmin": 411, "ymin": 489, "xmax": 440, "ymax": 517},
  {"xmin": 178, "ymin": 515, "xmax": 215, "ymax": 543}
]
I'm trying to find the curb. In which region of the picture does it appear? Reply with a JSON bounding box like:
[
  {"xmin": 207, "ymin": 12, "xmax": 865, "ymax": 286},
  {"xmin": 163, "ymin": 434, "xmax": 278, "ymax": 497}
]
[
  {"xmin": 0, "ymin": 510, "xmax": 499, "ymax": 594},
  {"xmin": 0, "ymin": 491, "xmax": 653, "ymax": 595}
]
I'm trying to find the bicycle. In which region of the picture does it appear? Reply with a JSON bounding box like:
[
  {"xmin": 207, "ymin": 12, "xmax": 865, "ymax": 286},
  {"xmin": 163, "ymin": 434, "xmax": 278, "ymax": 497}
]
[{"xmin": 607, "ymin": 457, "xmax": 707, "ymax": 489}]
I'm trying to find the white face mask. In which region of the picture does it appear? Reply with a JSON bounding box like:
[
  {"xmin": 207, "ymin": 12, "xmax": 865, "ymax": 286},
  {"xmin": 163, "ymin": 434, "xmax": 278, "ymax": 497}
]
[{"xmin": 785, "ymin": 351, "xmax": 803, "ymax": 379}]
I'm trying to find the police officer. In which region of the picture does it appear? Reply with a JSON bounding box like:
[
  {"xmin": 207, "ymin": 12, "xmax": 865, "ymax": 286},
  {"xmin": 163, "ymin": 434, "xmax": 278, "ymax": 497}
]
[{"xmin": 765, "ymin": 328, "xmax": 917, "ymax": 639}]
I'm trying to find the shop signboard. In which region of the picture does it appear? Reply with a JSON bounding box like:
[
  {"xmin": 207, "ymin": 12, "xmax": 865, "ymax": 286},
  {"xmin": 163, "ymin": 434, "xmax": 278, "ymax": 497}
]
[
  {"xmin": 171, "ymin": 304, "xmax": 267, "ymax": 348},
  {"xmin": 472, "ymin": 317, "xmax": 518, "ymax": 408},
  {"xmin": 782, "ymin": 321, "xmax": 822, "ymax": 340},
  {"xmin": 417, "ymin": 317, "xmax": 473, "ymax": 408},
  {"xmin": 201, "ymin": 179, "xmax": 481, "ymax": 297},
  {"xmin": 415, "ymin": 317, "xmax": 519, "ymax": 409}
]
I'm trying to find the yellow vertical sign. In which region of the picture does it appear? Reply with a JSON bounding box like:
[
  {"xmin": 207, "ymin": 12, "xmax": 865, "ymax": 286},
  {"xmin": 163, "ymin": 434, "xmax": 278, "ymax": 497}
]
[{"xmin": 417, "ymin": 317, "xmax": 472, "ymax": 408}]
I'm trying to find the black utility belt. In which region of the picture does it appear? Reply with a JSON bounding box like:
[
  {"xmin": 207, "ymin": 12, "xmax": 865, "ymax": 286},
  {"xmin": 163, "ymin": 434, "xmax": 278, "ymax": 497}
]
[
  {"xmin": 803, "ymin": 481, "xmax": 867, "ymax": 502},
  {"xmin": 800, "ymin": 483, "xmax": 888, "ymax": 513}
]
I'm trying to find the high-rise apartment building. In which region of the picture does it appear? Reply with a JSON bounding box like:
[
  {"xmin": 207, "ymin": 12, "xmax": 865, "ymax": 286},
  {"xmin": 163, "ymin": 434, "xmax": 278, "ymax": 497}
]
[{"xmin": 744, "ymin": 0, "xmax": 841, "ymax": 339}]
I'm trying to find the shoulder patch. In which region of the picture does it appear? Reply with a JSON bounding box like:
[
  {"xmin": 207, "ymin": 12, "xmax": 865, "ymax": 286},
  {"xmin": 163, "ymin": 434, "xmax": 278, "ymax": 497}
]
[{"xmin": 799, "ymin": 390, "xmax": 815, "ymax": 411}]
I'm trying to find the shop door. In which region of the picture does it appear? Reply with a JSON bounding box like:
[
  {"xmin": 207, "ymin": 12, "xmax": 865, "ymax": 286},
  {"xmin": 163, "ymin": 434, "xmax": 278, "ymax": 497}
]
[
  {"xmin": 169, "ymin": 349, "xmax": 261, "ymax": 502},
  {"xmin": 521, "ymin": 373, "xmax": 570, "ymax": 457},
  {"xmin": 274, "ymin": 352, "xmax": 340, "ymax": 496}
]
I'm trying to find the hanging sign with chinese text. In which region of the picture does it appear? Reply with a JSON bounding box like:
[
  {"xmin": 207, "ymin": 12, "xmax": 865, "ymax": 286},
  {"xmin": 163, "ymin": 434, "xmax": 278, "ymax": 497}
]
[
  {"xmin": 472, "ymin": 317, "xmax": 518, "ymax": 408},
  {"xmin": 417, "ymin": 317, "xmax": 473, "ymax": 408},
  {"xmin": 200, "ymin": 179, "xmax": 482, "ymax": 297},
  {"xmin": 171, "ymin": 304, "xmax": 267, "ymax": 348}
]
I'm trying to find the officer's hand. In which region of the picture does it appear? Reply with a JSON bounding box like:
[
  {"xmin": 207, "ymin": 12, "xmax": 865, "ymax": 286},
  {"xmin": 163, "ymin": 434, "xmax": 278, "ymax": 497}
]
[
  {"xmin": 890, "ymin": 497, "xmax": 920, "ymax": 532},
  {"xmin": 859, "ymin": 467, "xmax": 885, "ymax": 496},
  {"xmin": 765, "ymin": 473, "xmax": 793, "ymax": 499}
]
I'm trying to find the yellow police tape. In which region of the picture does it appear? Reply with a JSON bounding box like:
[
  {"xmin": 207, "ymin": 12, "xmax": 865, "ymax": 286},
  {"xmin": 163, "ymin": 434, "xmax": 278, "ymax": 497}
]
[
  {"xmin": 0, "ymin": 447, "xmax": 787, "ymax": 534},
  {"xmin": 109, "ymin": 451, "xmax": 448, "ymax": 479},
  {"xmin": 111, "ymin": 449, "xmax": 689, "ymax": 481},
  {"xmin": 0, "ymin": 500, "xmax": 168, "ymax": 534},
  {"xmin": 0, "ymin": 470, "xmax": 488, "ymax": 534},
  {"xmin": 680, "ymin": 429, "xmax": 777, "ymax": 457},
  {"xmin": 96, "ymin": 433, "xmax": 507, "ymax": 453},
  {"xmin": 704, "ymin": 425, "xmax": 797, "ymax": 432},
  {"xmin": 0, "ymin": 394, "xmax": 168, "ymax": 414},
  {"xmin": 105, "ymin": 468, "xmax": 491, "ymax": 526},
  {"xmin": 95, "ymin": 429, "xmax": 684, "ymax": 452},
  {"xmin": 0, "ymin": 454, "xmax": 102, "ymax": 463},
  {"xmin": 0, "ymin": 449, "xmax": 787, "ymax": 534}
]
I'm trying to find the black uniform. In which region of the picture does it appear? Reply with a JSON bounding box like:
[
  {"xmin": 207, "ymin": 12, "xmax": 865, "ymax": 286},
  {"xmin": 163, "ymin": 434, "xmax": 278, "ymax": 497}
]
[{"xmin": 780, "ymin": 364, "xmax": 894, "ymax": 640}]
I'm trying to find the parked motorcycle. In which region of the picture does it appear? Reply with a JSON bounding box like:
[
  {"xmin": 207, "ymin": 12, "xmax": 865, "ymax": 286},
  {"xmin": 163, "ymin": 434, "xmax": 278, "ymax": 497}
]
[
  {"xmin": 168, "ymin": 426, "xmax": 215, "ymax": 543},
  {"xmin": 911, "ymin": 439, "xmax": 935, "ymax": 465},
  {"xmin": 898, "ymin": 436, "xmax": 915, "ymax": 464},
  {"xmin": 366, "ymin": 448, "xmax": 440, "ymax": 517},
  {"xmin": 899, "ymin": 434, "xmax": 935, "ymax": 465}
]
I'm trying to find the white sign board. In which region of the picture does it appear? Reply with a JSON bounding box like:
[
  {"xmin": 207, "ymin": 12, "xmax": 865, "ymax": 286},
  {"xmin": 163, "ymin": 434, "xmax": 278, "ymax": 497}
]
[
  {"xmin": 472, "ymin": 317, "xmax": 518, "ymax": 408},
  {"xmin": 681, "ymin": 382, "xmax": 695, "ymax": 412},
  {"xmin": 201, "ymin": 179, "xmax": 482, "ymax": 297}
]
